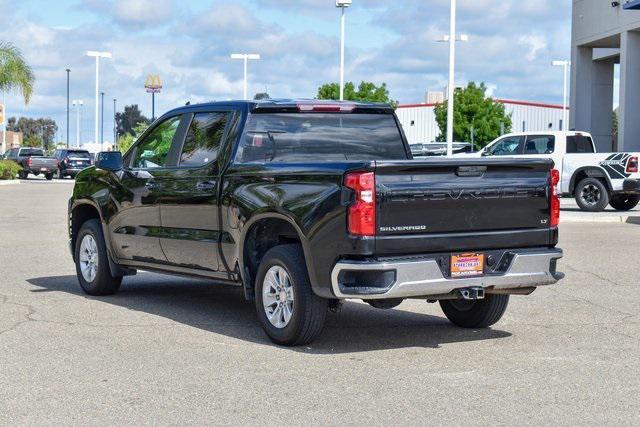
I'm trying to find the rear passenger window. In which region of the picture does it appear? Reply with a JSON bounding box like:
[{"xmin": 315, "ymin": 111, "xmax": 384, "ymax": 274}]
[
  {"xmin": 566, "ymin": 135, "xmax": 595, "ymax": 153},
  {"xmin": 524, "ymin": 135, "xmax": 555, "ymax": 154},
  {"xmin": 179, "ymin": 112, "xmax": 229, "ymax": 166}
]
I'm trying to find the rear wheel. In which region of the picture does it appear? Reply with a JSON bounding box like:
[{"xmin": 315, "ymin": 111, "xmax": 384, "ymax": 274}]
[
  {"xmin": 75, "ymin": 219, "xmax": 122, "ymax": 296},
  {"xmin": 439, "ymin": 294, "xmax": 509, "ymax": 328},
  {"xmin": 575, "ymin": 177, "xmax": 609, "ymax": 212},
  {"xmin": 19, "ymin": 171, "xmax": 28, "ymax": 179},
  {"xmin": 45, "ymin": 173, "xmax": 53, "ymax": 181},
  {"xmin": 609, "ymin": 194, "xmax": 640, "ymax": 211},
  {"xmin": 255, "ymin": 244, "xmax": 327, "ymax": 346}
]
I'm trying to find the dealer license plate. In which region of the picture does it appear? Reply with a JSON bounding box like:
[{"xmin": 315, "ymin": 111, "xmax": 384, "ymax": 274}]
[{"xmin": 451, "ymin": 253, "xmax": 485, "ymax": 278}]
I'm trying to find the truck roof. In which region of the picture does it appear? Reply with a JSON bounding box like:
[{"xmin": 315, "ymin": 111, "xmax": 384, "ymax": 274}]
[
  {"xmin": 163, "ymin": 99, "xmax": 394, "ymax": 117},
  {"xmin": 499, "ymin": 130, "xmax": 593, "ymax": 138}
]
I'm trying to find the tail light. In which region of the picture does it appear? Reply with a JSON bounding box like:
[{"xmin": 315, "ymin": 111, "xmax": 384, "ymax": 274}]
[
  {"xmin": 26, "ymin": 157, "xmax": 32, "ymax": 167},
  {"xmin": 344, "ymin": 171, "xmax": 376, "ymax": 236},
  {"xmin": 297, "ymin": 102, "xmax": 355, "ymax": 113},
  {"xmin": 550, "ymin": 168, "xmax": 560, "ymax": 227},
  {"xmin": 627, "ymin": 156, "xmax": 638, "ymax": 173}
]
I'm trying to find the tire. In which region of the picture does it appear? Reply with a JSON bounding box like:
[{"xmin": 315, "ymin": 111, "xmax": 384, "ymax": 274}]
[
  {"xmin": 45, "ymin": 173, "xmax": 53, "ymax": 181},
  {"xmin": 439, "ymin": 294, "xmax": 509, "ymax": 328},
  {"xmin": 574, "ymin": 177, "xmax": 609, "ymax": 212},
  {"xmin": 75, "ymin": 219, "xmax": 122, "ymax": 296},
  {"xmin": 19, "ymin": 171, "xmax": 28, "ymax": 180},
  {"xmin": 254, "ymin": 244, "xmax": 328, "ymax": 346},
  {"xmin": 609, "ymin": 194, "xmax": 640, "ymax": 211}
]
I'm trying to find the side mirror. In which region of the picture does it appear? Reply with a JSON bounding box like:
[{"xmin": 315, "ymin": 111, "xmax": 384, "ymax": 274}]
[
  {"xmin": 95, "ymin": 151, "xmax": 123, "ymax": 171},
  {"xmin": 481, "ymin": 150, "xmax": 491, "ymax": 156}
]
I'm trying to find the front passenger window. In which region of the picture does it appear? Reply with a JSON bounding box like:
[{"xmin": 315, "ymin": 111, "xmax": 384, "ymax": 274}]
[{"xmin": 131, "ymin": 116, "xmax": 181, "ymax": 169}]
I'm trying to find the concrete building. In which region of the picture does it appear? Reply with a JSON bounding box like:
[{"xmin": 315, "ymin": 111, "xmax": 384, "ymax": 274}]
[
  {"xmin": 396, "ymin": 99, "xmax": 566, "ymax": 144},
  {"xmin": 571, "ymin": 0, "xmax": 640, "ymax": 152},
  {"xmin": 0, "ymin": 131, "xmax": 23, "ymax": 151}
]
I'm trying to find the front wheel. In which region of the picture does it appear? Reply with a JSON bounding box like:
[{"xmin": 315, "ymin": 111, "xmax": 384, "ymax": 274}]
[
  {"xmin": 439, "ymin": 294, "xmax": 509, "ymax": 328},
  {"xmin": 75, "ymin": 219, "xmax": 122, "ymax": 296},
  {"xmin": 45, "ymin": 173, "xmax": 53, "ymax": 181},
  {"xmin": 255, "ymin": 244, "xmax": 327, "ymax": 346},
  {"xmin": 574, "ymin": 177, "xmax": 609, "ymax": 212},
  {"xmin": 609, "ymin": 194, "xmax": 640, "ymax": 211}
]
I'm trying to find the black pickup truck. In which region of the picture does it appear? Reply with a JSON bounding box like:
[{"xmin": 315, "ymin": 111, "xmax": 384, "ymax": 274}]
[{"xmin": 68, "ymin": 99, "xmax": 563, "ymax": 345}]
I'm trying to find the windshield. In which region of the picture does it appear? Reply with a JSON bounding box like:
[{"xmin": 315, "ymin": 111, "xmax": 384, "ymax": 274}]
[
  {"xmin": 67, "ymin": 151, "xmax": 91, "ymax": 159},
  {"xmin": 20, "ymin": 149, "xmax": 44, "ymax": 157},
  {"xmin": 235, "ymin": 113, "xmax": 407, "ymax": 163}
]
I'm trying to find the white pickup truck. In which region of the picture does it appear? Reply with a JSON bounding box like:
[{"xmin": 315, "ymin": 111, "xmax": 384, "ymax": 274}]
[{"xmin": 464, "ymin": 131, "xmax": 640, "ymax": 212}]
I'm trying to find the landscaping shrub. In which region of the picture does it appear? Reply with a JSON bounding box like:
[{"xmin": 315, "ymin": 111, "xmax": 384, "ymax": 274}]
[{"xmin": 0, "ymin": 160, "xmax": 22, "ymax": 180}]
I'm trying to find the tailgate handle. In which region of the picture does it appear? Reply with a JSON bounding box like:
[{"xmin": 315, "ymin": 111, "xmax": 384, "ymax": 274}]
[{"xmin": 456, "ymin": 166, "xmax": 487, "ymax": 177}]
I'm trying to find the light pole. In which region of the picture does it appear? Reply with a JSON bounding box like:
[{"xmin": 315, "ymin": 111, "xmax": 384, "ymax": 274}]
[
  {"xmin": 66, "ymin": 68, "xmax": 70, "ymax": 149},
  {"xmin": 336, "ymin": 0, "xmax": 351, "ymax": 101},
  {"xmin": 85, "ymin": 51, "xmax": 112, "ymax": 146},
  {"xmin": 113, "ymin": 98, "xmax": 117, "ymax": 151},
  {"xmin": 100, "ymin": 91, "xmax": 105, "ymax": 150},
  {"xmin": 72, "ymin": 100, "xmax": 83, "ymax": 148},
  {"xmin": 230, "ymin": 53, "xmax": 261, "ymax": 100},
  {"xmin": 552, "ymin": 60, "xmax": 570, "ymax": 131}
]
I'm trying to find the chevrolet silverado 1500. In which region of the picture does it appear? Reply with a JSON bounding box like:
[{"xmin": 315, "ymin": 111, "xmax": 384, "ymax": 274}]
[{"xmin": 68, "ymin": 100, "xmax": 563, "ymax": 345}]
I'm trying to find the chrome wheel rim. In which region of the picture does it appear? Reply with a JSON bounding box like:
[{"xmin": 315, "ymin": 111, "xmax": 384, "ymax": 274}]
[
  {"xmin": 79, "ymin": 234, "xmax": 99, "ymax": 283},
  {"xmin": 262, "ymin": 266, "xmax": 295, "ymax": 329},
  {"xmin": 581, "ymin": 184, "xmax": 601, "ymax": 205}
]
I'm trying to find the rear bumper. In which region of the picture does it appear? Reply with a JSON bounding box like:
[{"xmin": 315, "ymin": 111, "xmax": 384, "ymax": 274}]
[
  {"xmin": 330, "ymin": 248, "xmax": 563, "ymax": 299},
  {"xmin": 622, "ymin": 179, "xmax": 640, "ymax": 193}
]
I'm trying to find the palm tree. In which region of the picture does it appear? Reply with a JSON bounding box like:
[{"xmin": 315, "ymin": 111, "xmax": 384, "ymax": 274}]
[{"xmin": 0, "ymin": 41, "xmax": 35, "ymax": 104}]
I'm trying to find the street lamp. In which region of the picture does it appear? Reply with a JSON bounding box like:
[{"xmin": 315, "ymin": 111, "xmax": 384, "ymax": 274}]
[
  {"xmin": 66, "ymin": 68, "xmax": 70, "ymax": 149},
  {"xmin": 100, "ymin": 91, "xmax": 105, "ymax": 150},
  {"xmin": 113, "ymin": 98, "xmax": 117, "ymax": 151},
  {"xmin": 438, "ymin": 0, "xmax": 468, "ymax": 157},
  {"xmin": 336, "ymin": 0, "xmax": 352, "ymax": 101},
  {"xmin": 552, "ymin": 60, "xmax": 571, "ymax": 131},
  {"xmin": 72, "ymin": 99, "xmax": 83, "ymax": 148},
  {"xmin": 85, "ymin": 50, "xmax": 112, "ymax": 146},
  {"xmin": 230, "ymin": 53, "xmax": 260, "ymax": 100}
]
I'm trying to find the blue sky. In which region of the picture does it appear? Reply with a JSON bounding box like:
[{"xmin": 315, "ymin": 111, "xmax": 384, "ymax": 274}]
[{"xmin": 2, "ymin": 0, "xmax": 574, "ymax": 144}]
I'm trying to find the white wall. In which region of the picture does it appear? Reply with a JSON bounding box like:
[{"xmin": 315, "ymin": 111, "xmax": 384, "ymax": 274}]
[{"xmin": 396, "ymin": 100, "xmax": 566, "ymax": 144}]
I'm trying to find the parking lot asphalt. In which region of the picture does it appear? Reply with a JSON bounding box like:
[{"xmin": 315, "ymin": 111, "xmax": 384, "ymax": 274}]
[{"xmin": 1, "ymin": 181, "xmax": 639, "ymax": 424}]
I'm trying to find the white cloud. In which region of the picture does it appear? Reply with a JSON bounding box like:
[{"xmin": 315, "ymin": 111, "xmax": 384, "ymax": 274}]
[{"xmin": 519, "ymin": 34, "xmax": 548, "ymax": 62}]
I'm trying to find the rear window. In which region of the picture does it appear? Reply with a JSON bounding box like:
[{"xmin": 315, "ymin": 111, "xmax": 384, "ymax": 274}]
[
  {"xmin": 235, "ymin": 113, "xmax": 407, "ymax": 163},
  {"xmin": 19, "ymin": 149, "xmax": 44, "ymax": 157},
  {"xmin": 67, "ymin": 151, "xmax": 91, "ymax": 159},
  {"xmin": 566, "ymin": 135, "xmax": 595, "ymax": 153}
]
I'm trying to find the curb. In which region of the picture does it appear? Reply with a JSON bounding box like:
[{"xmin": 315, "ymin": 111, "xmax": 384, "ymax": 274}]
[
  {"xmin": 561, "ymin": 215, "xmax": 640, "ymax": 224},
  {"xmin": 0, "ymin": 180, "xmax": 20, "ymax": 186}
]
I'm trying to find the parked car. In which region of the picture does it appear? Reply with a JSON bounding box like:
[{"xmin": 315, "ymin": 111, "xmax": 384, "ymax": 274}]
[
  {"xmin": 68, "ymin": 100, "xmax": 563, "ymax": 346},
  {"xmin": 4, "ymin": 147, "xmax": 58, "ymax": 180},
  {"xmin": 53, "ymin": 148, "xmax": 92, "ymax": 179},
  {"xmin": 465, "ymin": 131, "xmax": 640, "ymax": 211},
  {"xmin": 410, "ymin": 142, "xmax": 473, "ymax": 157}
]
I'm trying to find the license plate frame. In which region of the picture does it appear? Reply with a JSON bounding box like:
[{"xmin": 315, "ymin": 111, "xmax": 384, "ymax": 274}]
[{"xmin": 450, "ymin": 253, "xmax": 485, "ymax": 278}]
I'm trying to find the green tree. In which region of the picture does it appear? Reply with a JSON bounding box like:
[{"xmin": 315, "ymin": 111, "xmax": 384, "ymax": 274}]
[
  {"xmin": 434, "ymin": 82, "xmax": 512, "ymax": 148},
  {"xmin": 0, "ymin": 42, "xmax": 35, "ymax": 104},
  {"xmin": 116, "ymin": 121, "xmax": 150, "ymax": 154},
  {"xmin": 8, "ymin": 117, "xmax": 57, "ymax": 148},
  {"xmin": 115, "ymin": 104, "xmax": 149, "ymax": 137},
  {"xmin": 316, "ymin": 81, "xmax": 397, "ymax": 106},
  {"xmin": 22, "ymin": 134, "xmax": 42, "ymax": 148}
]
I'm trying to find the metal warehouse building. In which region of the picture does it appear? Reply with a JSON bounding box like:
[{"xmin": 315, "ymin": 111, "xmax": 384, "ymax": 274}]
[{"xmin": 396, "ymin": 99, "xmax": 567, "ymax": 144}]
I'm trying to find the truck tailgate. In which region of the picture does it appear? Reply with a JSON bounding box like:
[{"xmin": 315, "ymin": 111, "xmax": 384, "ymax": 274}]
[
  {"xmin": 29, "ymin": 157, "xmax": 58, "ymax": 169},
  {"xmin": 374, "ymin": 158, "xmax": 554, "ymax": 252}
]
